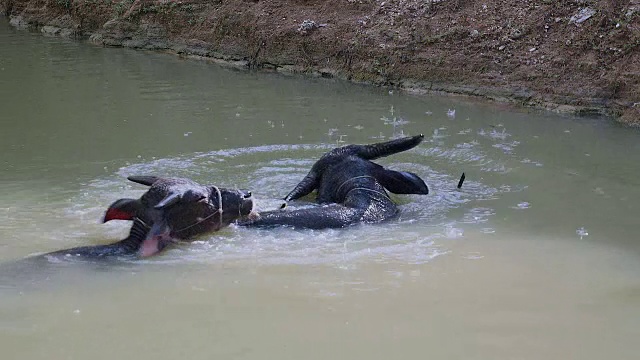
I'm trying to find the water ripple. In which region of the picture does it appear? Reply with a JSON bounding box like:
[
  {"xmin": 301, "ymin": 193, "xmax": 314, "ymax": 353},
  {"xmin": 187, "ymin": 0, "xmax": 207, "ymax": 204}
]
[{"xmin": 31, "ymin": 141, "xmax": 516, "ymax": 266}]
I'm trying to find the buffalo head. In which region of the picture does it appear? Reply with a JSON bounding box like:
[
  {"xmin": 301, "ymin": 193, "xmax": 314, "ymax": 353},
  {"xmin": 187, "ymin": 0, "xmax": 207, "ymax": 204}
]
[{"xmin": 103, "ymin": 176, "xmax": 254, "ymax": 257}]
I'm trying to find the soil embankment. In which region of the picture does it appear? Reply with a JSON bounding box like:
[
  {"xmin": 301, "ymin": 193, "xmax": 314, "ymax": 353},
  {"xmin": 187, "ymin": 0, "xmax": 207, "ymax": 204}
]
[{"xmin": 2, "ymin": 0, "xmax": 639, "ymax": 124}]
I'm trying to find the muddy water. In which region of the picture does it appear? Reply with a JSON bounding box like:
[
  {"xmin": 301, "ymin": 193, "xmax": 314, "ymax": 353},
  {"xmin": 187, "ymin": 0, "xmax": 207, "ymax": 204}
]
[{"xmin": 2, "ymin": 18, "xmax": 640, "ymax": 359}]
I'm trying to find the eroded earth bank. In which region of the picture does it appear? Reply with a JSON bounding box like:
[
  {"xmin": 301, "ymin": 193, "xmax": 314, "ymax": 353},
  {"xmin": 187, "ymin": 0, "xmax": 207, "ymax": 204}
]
[{"xmin": 2, "ymin": 0, "xmax": 639, "ymax": 124}]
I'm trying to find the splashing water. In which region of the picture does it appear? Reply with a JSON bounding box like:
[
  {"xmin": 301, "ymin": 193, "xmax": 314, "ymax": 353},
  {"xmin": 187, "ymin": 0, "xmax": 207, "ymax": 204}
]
[{"xmin": 576, "ymin": 227, "xmax": 589, "ymax": 239}]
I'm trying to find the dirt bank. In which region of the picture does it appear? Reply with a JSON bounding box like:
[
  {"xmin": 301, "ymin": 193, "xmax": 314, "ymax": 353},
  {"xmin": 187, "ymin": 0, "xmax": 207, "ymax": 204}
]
[{"xmin": 2, "ymin": 0, "xmax": 639, "ymax": 124}]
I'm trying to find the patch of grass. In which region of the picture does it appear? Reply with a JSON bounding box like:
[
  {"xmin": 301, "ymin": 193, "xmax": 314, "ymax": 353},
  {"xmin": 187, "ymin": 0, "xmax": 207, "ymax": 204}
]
[
  {"xmin": 140, "ymin": 1, "xmax": 198, "ymax": 15},
  {"xmin": 113, "ymin": 0, "xmax": 134, "ymax": 17},
  {"xmin": 621, "ymin": 38, "xmax": 640, "ymax": 55},
  {"xmin": 55, "ymin": 0, "xmax": 72, "ymax": 9},
  {"xmin": 423, "ymin": 33, "xmax": 445, "ymax": 45},
  {"xmin": 427, "ymin": 56, "xmax": 445, "ymax": 67}
]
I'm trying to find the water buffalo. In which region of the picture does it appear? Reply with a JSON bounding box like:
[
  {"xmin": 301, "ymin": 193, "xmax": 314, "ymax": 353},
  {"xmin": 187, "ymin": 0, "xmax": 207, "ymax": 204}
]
[
  {"xmin": 238, "ymin": 134, "xmax": 429, "ymax": 229},
  {"xmin": 42, "ymin": 176, "xmax": 254, "ymax": 259}
]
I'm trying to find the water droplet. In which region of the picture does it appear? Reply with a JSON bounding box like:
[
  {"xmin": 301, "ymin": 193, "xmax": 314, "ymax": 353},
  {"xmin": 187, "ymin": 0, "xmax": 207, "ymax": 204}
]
[
  {"xmin": 512, "ymin": 202, "xmax": 530, "ymax": 209},
  {"xmin": 576, "ymin": 227, "xmax": 588, "ymax": 239},
  {"xmin": 444, "ymin": 226, "xmax": 464, "ymax": 238}
]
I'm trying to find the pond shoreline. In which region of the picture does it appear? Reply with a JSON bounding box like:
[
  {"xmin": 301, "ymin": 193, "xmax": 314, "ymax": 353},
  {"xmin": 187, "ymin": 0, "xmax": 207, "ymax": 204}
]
[{"xmin": 3, "ymin": 0, "xmax": 638, "ymax": 125}]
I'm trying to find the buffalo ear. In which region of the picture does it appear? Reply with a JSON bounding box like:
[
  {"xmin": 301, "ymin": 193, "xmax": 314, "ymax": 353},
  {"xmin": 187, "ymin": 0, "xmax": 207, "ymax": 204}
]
[
  {"xmin": 103, "ymin": 198, "xmax": 142, "ymax": 223},
  {"xmin": 154, "ymin": 192, "xmax": 182, "ymax": 209},
  {"xmin": 127, "ymin": 176, "xmax": 161, "ymax": 187},
  {"xmin": 374, "ymin": 168, "xmax": 429, "ymax": 195}
]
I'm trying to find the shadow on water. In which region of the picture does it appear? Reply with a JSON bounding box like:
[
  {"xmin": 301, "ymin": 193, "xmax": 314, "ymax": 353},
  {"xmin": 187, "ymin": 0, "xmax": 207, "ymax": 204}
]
[{"xmin": 0, "ymin": 253, "xmax": 141, "ymax": 292}]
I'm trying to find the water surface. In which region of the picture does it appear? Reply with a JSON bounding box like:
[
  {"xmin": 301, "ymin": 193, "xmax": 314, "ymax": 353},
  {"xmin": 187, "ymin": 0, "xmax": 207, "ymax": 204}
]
[{"xmin": 1, "ymin": 18, "xmax": 640, "ymax": 360}]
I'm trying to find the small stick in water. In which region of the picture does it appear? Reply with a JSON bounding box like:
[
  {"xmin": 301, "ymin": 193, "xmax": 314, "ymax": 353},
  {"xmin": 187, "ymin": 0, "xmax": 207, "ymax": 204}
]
[{"xmin": 457, "ymin": 172, "xmax": 466, "ymax": 189}]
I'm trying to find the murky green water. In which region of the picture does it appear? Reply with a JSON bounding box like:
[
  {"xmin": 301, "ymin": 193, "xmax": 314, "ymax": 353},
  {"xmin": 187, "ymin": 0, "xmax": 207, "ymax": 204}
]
[{"xmin": 1, "ymin": 18, "xmax": 640, "ymax": 359}]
